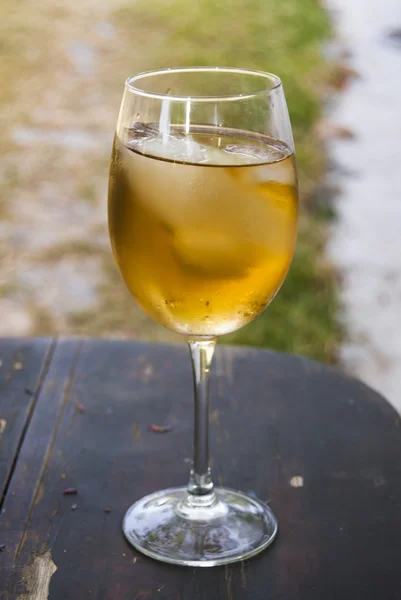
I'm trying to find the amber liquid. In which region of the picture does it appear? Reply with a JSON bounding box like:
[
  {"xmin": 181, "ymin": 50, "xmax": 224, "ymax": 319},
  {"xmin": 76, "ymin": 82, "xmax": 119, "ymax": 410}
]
[{"xmin": 108, "ymin": 125, "xmax": 298, "ymax": 336}]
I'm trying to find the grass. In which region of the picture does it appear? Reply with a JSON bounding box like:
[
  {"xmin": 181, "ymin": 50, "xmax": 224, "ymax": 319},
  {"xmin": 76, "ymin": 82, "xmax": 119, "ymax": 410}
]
[{"xmin": 111, "ymin": 0, "xmax": 340, "ymax": 362}]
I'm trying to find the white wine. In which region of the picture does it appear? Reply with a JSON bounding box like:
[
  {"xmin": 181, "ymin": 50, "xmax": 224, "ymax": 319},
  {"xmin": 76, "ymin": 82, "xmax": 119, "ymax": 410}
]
[{"xmin": 108, "ymin": 125, "xmax": 298, "ymax": 336}]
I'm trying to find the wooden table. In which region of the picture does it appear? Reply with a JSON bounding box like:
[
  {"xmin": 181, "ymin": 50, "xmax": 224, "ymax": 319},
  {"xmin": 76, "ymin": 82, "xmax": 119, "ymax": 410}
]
[{"xmin": 1, "ymin": 338, "xmax": 401, "ymax": 599}]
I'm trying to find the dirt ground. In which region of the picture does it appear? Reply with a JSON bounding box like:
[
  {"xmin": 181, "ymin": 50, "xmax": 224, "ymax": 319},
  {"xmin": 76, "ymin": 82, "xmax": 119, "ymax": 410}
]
[{"xmin": 0, "ymin": 0, "xmax": 179, "ymax": 342}]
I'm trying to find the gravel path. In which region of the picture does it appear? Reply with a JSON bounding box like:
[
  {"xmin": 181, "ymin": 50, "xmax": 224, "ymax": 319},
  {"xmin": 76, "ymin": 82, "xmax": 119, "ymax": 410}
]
[
  {"xmin": 0, "ymin": 0, "xmax": 177, "ymax": 342},
  {"xmin": 326, "ymin": 0, "xmax": 401, "ymax": 410}
]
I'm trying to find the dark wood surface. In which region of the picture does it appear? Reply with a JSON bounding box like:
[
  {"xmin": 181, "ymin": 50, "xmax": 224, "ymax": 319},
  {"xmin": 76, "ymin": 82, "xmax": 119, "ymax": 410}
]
[
  {"xmin": 0, "ymin": 338, "xmax": 54, "ymax": 503},
  {"xmin": 1, "ymin": 338, "xmax": 401, "ymax": 599}
]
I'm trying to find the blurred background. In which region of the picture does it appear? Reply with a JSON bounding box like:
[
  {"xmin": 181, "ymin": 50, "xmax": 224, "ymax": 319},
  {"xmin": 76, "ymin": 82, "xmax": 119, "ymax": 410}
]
[{"xmin": 0, "ymin": 0, "xmax": 399, "ymax": 408}]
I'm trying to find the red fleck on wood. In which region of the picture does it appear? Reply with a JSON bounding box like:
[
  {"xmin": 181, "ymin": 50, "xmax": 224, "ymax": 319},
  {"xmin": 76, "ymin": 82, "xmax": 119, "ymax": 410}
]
[
  {"xmin": 62, "ymin": 488, "xmax": 78, "ymax": 496},
  {"xmin": 148, "ymin": 424, "xmax": 173, "ymax": 433}
]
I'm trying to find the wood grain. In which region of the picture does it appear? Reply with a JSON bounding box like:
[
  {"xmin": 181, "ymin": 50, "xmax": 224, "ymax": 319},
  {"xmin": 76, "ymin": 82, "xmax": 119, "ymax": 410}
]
[
  {"xmin": 1, "ymin": 339, "xmax": 401, "ymax": 599},
  {"xmin": 0, "ymin": 338, "xmax": 54, "ymax": 503}
]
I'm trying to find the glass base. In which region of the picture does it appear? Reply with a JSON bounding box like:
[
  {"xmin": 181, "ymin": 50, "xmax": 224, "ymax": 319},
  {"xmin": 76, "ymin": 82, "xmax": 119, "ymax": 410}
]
[{"xmin": 123, "ymin": 486, "xmax": 278, "ymax": 567}]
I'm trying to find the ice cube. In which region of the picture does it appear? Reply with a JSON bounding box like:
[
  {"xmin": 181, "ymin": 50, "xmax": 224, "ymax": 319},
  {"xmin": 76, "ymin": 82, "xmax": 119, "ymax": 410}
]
[
  {"xmin": 142, "ymin": 135, "xmax": 210, "ymax": 164},
  {"xmin": 125, "ymin": 123, "xmax": 159, "ymax": 146},
  {"xmin": 119, "ymin": 140, "xmax": 212, "ymax": 229},
  {"xmin": 223, "ymin": 143, "xmax": 287, "ymax": 164},
  {"xmin": 172, "ymin": 227, "xmax": 265, "ymax": 278},
  {"xmin": 256, "ymin": 158, "xmax": 297, "ymax": 186},
  {"xmin": 125, "ymin": 124, "xmax": 210, "ymax": 164}
]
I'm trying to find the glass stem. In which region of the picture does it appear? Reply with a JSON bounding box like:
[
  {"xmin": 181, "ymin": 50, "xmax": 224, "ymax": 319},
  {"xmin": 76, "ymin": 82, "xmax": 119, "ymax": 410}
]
[{"xmin": 187, "ymin": 338, "xmax": 216, "ymax": 502}]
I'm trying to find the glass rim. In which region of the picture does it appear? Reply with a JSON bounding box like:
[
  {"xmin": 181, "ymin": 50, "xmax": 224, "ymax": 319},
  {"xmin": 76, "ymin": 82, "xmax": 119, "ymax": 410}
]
[{"xmin": 125, "ymin": 66, "xmax": 282, "ymax": 102}]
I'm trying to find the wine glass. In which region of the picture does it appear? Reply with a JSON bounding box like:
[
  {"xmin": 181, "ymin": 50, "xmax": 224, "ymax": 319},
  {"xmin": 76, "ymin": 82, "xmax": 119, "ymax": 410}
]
[{"xmin": 108, "ymin": 67, "xmax": 298, "ymax": 566}]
